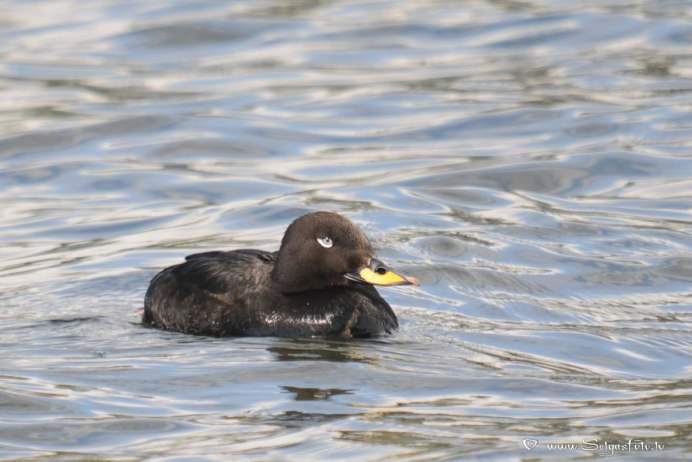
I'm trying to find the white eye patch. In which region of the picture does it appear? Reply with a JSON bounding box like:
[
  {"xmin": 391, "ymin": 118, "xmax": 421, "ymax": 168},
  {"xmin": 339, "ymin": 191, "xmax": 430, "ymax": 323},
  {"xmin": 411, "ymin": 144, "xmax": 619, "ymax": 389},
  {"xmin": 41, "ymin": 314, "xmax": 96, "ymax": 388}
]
[{"xmin": 317, "ymin": 236, "xmax": 333, "ymax": 248}]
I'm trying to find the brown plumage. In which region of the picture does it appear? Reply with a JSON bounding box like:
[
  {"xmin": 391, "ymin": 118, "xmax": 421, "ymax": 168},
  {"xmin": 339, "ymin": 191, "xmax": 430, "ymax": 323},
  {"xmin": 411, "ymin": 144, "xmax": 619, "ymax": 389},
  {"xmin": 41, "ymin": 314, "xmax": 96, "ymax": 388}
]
[{"xmin": 143, "ymin": 211, "xmax": 418, "ymax": 338}]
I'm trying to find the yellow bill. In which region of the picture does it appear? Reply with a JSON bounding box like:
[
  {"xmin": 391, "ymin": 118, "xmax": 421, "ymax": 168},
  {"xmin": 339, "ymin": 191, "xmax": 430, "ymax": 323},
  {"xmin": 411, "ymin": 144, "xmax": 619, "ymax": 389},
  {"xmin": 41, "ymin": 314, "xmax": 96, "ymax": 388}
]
[{"xmin": 352, "ymin": 267, "xmax": 420, "ymax": 287}]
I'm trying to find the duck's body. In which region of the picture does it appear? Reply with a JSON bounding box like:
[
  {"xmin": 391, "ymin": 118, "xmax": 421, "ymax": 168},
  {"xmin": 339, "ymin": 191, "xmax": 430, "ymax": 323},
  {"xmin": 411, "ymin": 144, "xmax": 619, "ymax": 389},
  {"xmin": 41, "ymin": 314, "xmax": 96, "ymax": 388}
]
[{"xmin": 143, "ymin": 212, "xmax": 418, "ymax": 338}]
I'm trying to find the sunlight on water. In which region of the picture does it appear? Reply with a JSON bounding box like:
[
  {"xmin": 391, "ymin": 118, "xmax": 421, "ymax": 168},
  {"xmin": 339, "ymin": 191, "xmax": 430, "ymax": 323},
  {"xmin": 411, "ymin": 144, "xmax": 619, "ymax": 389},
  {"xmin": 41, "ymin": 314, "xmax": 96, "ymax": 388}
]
[{"xmin": 1, "ymin": 0, "xmax": 691, "ymax": 460}]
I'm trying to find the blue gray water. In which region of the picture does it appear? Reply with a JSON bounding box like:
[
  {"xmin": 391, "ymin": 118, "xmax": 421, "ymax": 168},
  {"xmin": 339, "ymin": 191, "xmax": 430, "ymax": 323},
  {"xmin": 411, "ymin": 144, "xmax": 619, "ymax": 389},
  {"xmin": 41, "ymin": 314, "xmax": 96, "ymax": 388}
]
[{"xmin": 1, "ymin": 1, "xmax": 691, "ymax": 460}]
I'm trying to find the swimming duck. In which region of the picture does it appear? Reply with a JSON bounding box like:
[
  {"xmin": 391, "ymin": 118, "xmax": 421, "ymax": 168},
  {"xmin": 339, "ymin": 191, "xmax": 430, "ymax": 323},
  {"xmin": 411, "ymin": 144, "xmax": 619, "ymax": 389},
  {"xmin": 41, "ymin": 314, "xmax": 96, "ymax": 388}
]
[{"xmin": 143, "ymin": 211, "xmax": 419, "ymax": 338}]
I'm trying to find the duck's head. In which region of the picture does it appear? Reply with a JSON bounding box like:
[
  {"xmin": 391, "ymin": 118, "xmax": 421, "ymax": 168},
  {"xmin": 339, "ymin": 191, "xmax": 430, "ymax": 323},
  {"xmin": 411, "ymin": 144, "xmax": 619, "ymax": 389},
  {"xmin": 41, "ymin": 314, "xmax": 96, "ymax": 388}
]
[{"xmin": 271, "ymin": 211, "xmax": 420, "ymax": 294}]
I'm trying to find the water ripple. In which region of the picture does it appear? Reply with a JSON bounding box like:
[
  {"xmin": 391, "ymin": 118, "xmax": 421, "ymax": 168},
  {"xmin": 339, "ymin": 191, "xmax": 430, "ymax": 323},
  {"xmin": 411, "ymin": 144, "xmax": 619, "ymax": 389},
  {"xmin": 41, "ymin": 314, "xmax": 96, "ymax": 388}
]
[{"xmin": 1, "ymin": 0, "xmax": 691, "ymax": 460}]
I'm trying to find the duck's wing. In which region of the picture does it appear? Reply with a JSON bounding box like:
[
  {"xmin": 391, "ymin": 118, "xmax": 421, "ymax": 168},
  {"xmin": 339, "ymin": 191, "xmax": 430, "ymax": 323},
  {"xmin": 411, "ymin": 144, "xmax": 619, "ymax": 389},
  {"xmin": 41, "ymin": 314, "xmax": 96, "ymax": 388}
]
[{"xmin": 144, "ymin": 250, "xmax": 274, "ymax": 336}]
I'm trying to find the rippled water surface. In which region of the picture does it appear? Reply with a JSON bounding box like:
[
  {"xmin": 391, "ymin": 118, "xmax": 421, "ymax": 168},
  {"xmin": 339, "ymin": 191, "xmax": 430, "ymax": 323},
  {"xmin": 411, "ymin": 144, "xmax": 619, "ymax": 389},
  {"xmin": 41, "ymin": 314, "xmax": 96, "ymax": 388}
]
[{"xmin": 2, "ymin": 1, "xmax": 691, "ymax": 460}]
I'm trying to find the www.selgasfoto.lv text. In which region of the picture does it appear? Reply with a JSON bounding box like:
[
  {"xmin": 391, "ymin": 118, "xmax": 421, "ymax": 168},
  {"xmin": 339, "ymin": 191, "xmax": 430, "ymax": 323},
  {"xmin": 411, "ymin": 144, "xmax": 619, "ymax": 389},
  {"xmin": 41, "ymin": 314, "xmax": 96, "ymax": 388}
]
[{"xmin": 523, "ymin": 438, "xmax": 665, "ymax": 456}]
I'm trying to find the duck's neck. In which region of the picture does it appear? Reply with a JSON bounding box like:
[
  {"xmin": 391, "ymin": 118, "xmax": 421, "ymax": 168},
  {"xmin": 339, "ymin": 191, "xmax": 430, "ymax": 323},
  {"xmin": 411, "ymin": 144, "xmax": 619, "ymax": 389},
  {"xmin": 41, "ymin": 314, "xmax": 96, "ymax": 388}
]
[{"xmin": 271, "ymin": 258, "xmax": 345, "ymax": 294}]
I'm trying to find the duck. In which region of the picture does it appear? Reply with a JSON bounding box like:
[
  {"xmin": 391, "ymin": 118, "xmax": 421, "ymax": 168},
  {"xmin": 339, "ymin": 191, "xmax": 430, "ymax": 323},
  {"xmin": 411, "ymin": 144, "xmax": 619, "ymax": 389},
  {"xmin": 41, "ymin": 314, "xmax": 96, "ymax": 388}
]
[{"xmin": 143, "ymin": 211, "xmax": 419, "ymax": 338}]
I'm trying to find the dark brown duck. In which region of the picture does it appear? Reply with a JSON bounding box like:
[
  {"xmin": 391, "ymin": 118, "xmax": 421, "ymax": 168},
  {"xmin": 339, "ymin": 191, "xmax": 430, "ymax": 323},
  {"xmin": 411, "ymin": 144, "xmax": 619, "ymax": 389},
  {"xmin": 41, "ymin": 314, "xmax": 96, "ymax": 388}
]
[{"xmin": 143, "ymin": 211, "xmax": 419, "ymax": 338}]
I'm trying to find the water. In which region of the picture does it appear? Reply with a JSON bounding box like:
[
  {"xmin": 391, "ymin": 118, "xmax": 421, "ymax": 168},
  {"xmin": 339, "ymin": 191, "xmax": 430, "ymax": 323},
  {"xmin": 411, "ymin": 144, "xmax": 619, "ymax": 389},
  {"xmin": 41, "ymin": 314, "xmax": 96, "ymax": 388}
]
[{"xmin": 1, "ymin": 0, "xmax": 691, "ymax": 460}]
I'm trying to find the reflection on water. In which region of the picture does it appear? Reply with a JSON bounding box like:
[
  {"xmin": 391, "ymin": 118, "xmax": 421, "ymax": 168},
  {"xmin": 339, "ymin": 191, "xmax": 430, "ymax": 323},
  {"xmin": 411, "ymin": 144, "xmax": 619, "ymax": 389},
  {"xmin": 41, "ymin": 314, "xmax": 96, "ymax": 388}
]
[{"xmin": 1, "ymin": 0, "xmax": 691, "ymax": 460}]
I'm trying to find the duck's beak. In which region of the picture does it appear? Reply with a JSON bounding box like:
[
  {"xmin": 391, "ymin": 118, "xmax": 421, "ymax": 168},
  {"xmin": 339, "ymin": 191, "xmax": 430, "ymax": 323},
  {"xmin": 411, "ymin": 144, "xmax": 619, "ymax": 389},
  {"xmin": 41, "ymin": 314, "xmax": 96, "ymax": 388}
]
[{"xmin": 345, "ymin": 258, "xmax": 420, "ymax": 287}]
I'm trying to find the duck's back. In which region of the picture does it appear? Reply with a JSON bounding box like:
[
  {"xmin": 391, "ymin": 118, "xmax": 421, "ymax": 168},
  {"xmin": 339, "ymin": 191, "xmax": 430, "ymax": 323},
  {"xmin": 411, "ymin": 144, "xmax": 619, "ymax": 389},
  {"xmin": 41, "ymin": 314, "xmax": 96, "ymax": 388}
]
[
  {"xmin": 143, "ymin": 250, "xmax": 398, "ymax": 337},
  {"xmin": 144, "ymin": 250, "xmax": 273, "ymax": 336}
]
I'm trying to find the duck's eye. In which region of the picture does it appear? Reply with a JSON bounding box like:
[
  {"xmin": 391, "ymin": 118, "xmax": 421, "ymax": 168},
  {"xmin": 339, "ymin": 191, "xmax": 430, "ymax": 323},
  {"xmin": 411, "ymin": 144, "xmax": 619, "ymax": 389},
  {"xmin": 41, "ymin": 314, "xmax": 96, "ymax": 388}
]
[{"xmin": 317, "ymin": 236, "xmax": 333, "ymax": 248}]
